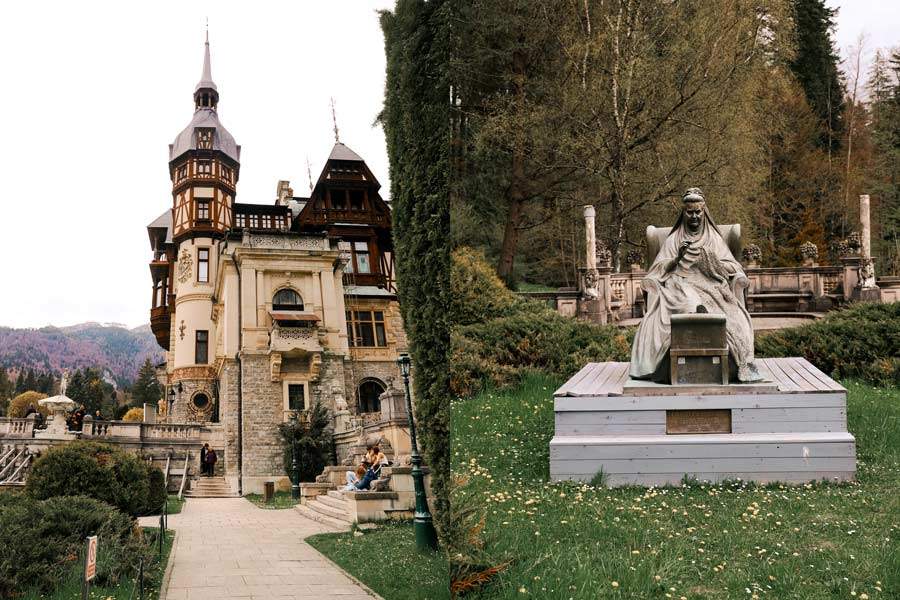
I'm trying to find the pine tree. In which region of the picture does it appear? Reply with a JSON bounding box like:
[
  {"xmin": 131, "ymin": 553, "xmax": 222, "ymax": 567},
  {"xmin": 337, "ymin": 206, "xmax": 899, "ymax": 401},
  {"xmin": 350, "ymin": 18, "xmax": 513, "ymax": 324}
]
[
  {"xmin": 23, "ymin": 368, "xmax": 37, "ymax": 393},
  {"xmin": 788, "ymin": 0, "xmax": 846, "ymax": 153},
  {"xmin": 131, "ymin": 359, "xmax": 162, "ymax": 408},
  {"xmin": 14, "ymin": 371, "xmax": 25, "ymax": 395}
]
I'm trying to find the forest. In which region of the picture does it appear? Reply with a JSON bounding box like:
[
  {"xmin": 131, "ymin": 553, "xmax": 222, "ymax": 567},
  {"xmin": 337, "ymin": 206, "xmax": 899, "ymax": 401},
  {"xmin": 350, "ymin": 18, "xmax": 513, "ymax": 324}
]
[{"xmin": 450, "ymin": 0, "xmax": 900, "ymax": 288}]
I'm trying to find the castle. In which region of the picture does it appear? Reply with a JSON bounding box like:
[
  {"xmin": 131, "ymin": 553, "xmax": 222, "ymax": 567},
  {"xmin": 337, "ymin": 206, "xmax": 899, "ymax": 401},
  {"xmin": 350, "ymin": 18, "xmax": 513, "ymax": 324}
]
[{"xmin": 146, "ymin": 36, "xmax": 408, "ymax": 495}]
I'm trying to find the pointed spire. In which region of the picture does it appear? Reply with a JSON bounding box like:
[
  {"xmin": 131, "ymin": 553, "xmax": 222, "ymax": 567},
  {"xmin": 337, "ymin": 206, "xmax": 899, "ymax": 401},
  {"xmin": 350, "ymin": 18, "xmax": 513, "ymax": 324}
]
[
  {"xmin": 194, "ymin": 26, "xmax": 219, "ymax": 110},
  {"xmin": 330, "ymin": 97, "xmax": 340, "ymax": 143},
  {"xmin": 306, "ymin": 156, "xmax": 314, "ymax": 192}
]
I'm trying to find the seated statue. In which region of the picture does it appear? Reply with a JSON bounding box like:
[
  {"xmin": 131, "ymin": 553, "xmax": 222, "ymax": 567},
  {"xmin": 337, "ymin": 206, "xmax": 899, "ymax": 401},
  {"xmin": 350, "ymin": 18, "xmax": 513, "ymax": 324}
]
[{"xmin": 630, "ymin": 188, "xmax": 762, "ymax": 383}]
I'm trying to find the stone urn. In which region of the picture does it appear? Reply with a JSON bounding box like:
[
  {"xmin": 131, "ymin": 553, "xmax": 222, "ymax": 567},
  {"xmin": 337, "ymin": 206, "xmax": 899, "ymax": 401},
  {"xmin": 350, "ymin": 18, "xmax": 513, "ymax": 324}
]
[
  {"xmin": 626, "ymin": 249, "xmax": 643, "ymax": 272},
  {"xmin": 799, "ymin": 241, "xmax": 819, "ymax": 267},
  {"xmin": 741, "ymin": 244, "xmax": 762, "ymax": 268},
  {"xmin": 36, "ymin": 395, "xmax": 77, "ymax": 439}
]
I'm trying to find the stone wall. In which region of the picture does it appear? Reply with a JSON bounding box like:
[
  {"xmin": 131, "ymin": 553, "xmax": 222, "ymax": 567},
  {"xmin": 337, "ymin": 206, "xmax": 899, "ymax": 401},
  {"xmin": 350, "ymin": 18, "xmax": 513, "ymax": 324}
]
[
  {"xmin": 219, "ymin": 359, "xmax": 240, "ymax": 488},
  {"xmin": 239, "ymin": 354, "xmax": 286, "ymax": 494}
]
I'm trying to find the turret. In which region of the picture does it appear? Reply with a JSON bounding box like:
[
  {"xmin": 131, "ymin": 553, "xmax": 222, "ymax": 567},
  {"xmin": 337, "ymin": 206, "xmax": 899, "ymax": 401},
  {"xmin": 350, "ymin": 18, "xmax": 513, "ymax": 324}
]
[{"xmin": 168, "ymin": 33, "xmax": 240, "ymax": 243}]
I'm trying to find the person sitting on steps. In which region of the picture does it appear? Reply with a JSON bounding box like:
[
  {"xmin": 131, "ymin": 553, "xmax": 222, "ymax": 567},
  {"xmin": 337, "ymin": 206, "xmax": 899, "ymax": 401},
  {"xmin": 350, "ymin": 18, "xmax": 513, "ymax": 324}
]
[{"xmin": 344, "ymin": 464, "xmax": 366, "ymax": 491}]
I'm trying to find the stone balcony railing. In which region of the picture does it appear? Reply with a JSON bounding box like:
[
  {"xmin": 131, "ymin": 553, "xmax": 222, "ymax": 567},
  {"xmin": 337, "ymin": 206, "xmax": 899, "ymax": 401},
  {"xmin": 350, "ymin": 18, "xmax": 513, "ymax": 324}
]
[{"xmin": 269, "ymin": 325, "xmax": 324, "ymax": 355}]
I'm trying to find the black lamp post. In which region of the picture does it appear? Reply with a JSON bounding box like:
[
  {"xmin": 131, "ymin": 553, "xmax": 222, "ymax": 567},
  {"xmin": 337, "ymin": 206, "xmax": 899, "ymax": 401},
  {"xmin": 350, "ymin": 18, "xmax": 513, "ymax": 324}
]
[
  {"xmin": 167, "ymin": 387, "xmax": 175, "ymax": 421},
  {"xmin": 290, "ymin": 411, "xmax": 300, "ymax": 500},
  {"xmin": 397, "ymin": 353, "xmax": 438, "ymax": 551}
]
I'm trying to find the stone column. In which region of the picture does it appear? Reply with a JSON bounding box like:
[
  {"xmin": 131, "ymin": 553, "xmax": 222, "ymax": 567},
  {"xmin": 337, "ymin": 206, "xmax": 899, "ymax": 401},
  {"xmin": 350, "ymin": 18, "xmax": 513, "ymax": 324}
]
[
  {"xmin": 860, "ymin": 195, "xmax": 872, "ymax": 260},
  {"xmin": 584, "ymin": 206, "xmax": 597, "ymax": 270}
]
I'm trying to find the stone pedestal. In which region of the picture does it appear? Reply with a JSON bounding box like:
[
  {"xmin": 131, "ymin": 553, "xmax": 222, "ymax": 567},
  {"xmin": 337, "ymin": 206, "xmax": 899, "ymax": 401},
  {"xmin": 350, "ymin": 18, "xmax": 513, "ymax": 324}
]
[{"xmin": 550, "ymin": 359, "xmax": 855, "ymax": 486}]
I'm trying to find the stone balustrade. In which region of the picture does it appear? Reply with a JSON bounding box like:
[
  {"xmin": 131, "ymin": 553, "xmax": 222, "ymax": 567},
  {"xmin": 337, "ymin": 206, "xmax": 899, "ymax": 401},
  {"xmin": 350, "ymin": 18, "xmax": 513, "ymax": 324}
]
[
  {"xmin": 269, "ymin": 325, "xmax": 324, "ymax": 355},
  {"xmin": 520, "ymin": 262, "xmax": 899, "ymax": 322},
  {"xmin": 0, "ymin": 418, "xmax": 36, "ymax": 439}
]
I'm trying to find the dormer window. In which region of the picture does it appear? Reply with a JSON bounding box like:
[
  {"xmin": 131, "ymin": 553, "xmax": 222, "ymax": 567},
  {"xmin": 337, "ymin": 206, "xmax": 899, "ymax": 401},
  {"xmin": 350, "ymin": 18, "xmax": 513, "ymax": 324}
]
[
  {"xmin": 196, "ymin": 128, "xmax": 213, "ymax": 150},
  {"xmin": 273, "ymin": 289, "xmax": 303, "ymax": 311}
]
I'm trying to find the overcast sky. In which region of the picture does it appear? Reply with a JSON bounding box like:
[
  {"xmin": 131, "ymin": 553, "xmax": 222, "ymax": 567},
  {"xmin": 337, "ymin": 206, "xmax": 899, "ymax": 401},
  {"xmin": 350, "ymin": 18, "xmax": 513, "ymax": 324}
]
[
  {"xmin": 0, "ymin": 1, "xmax": 393, "ymax": 329},
  {"xmin": 0, "ymin": 2, "xmax": 897, "ymax": 330}
]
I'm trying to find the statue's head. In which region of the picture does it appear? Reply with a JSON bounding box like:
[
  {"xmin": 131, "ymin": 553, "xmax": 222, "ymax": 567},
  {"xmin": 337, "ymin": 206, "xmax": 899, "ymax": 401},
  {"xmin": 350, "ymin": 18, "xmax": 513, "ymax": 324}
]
[{"xmin": 682, "ymin": 188, "xmax": 706, "ymax": 234}]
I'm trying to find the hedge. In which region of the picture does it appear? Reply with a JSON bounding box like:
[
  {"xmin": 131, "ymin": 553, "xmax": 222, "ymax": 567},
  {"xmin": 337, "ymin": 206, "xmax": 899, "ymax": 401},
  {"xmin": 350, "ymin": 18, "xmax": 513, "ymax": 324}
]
[
  {"xmin": 0, "ymin": 494, "xmax": 150, "ymax": 596},
  {"xmin": 380, "ymin": 0, "xmax": 451, "ymax": 540},
  {"xmin": 26, "ymin": 440, "xmax": 165, "ymax": 517},
  {"xmin": 755, "ymin": 301, "xmax": 900, "ymax": 386}
]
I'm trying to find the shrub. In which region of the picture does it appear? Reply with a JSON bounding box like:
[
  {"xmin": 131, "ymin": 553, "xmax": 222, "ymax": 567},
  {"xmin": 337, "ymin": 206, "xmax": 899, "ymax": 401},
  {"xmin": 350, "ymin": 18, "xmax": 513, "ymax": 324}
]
[
  {"xmin": 450, "ymin": 248, "xmax": 633, "ymax": 397},
  {"xmin": 122, "ymin": 407, "xmax": 144, "ymax": 422},
  {"xmin": 147, "ymin": 467, "xmax": 167, "ymax": 513},
  {"xmin": 755, "ymin": 301, "xmax": 900, "ymax": 386},
  {"xmin": 7, "ymin": 391, "xmax": 49, "ymax": 418},
  {"xmin": 26, "ymin": 440, "xmax": 162, "ymax": 516},
  {"xmin": 0, "ymin": 495, "xmax": 150, "ymax": 596},
  {"xmin": 278, "ymin": 402, "xmax": 333, "ymax": 482}
]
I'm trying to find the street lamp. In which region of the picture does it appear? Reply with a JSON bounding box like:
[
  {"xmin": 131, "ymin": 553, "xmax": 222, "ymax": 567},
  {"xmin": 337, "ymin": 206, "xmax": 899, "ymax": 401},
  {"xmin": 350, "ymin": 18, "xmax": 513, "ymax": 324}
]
[
  {"xmin": 167, "ymin": 387, "xmax": 175, "ymax": 421},
  {"xmin": 290, "ymin": 411, "xmax": 300, "ymax": 500},
  {"xmin": 397, "ymin": 353, "xmax": 438, "ymax": 551}
]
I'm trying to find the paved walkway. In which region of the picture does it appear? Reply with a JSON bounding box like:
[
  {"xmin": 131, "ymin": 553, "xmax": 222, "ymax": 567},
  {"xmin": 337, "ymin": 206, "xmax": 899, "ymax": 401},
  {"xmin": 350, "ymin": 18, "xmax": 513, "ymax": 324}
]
[{"xmin": 139, "ymin": 498, "xmax": 376, "ymax": 600}]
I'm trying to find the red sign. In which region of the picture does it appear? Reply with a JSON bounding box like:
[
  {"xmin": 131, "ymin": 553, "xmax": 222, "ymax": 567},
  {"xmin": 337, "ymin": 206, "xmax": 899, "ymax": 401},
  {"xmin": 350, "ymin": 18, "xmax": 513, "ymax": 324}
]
[{"xmin": 85, "ymin": 536, "xmax": 98, "ymax": 581}]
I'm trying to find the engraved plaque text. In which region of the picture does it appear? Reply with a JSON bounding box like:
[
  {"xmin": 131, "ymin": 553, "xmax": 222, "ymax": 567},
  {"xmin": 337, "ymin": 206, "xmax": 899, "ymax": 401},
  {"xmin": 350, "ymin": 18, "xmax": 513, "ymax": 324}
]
[{"xmin": 666, "ymin": 409, "xmax": 732, "ymax": 434}]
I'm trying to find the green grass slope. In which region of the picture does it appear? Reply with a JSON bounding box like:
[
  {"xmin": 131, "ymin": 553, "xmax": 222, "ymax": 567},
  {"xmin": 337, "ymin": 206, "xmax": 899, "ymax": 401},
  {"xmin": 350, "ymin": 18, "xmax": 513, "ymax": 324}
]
[{"xmin": 451, "ymin": 375, "xmax": 900, "ymax": 599}]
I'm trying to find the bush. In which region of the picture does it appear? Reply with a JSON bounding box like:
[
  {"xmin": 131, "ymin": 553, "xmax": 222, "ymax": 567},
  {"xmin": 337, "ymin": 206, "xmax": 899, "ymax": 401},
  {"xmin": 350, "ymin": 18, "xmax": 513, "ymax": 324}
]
[
  {"xmin": 147, "ymin": 467, "xmax": 167, "ymax": 513},
  {"xmin": 7, "ymin": 391, "xmax": 49, "ymax": 418},
  {"xmin": 0, "ymin": 494, "xmax": 150, "ymax": 596},
  {"xmin": 278, "ymin": 402, "xmax": 333, "ymax": 482},
  {"xmin": 26, "ymin": 440, "xmax": 164, "ymax": 516},
  {"xmin": 122, "ymin": 407, "xmax": 144, "ymax": 422},
  {"xmin": 450, "ymin": 248, "xmax": 633, "ymax": 397},
  {"xmin": 755, "ymin": 301, "xmax": 900, "ymax": 386}
]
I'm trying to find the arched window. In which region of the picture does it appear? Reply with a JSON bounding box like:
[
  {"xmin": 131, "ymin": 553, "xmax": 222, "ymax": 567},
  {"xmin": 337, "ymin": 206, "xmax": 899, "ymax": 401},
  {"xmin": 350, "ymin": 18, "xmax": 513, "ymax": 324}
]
[
  {"xmin": 357, "ymin": 380, "xmax": 386, "ymax": 413},
  {"xmin": 272, "ymin": 288, "xmax": 303, "ymax": 311}
]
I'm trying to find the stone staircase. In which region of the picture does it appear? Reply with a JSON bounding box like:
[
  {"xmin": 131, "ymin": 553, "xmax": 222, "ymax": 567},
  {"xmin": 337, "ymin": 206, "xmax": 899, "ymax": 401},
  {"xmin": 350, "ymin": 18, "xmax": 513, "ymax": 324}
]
[
  {"xmin": 184, "ymin": 476, "xmax": 239, "ymax": 498},
  {"xmin": 0, "ymin": 444, "xmax": 33, "ymax": 486},
  {"xmin": 295, "ymin": 489, "xmax": 352, "ymax": 530}
]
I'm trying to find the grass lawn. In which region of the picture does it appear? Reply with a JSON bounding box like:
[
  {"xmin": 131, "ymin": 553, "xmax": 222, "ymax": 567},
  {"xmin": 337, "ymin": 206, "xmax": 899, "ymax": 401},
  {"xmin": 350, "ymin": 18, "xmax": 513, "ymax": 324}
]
[
  {"xmin": 19, "ymin": 527, "xmax": 174, "ymax": 600},
  {"xmin": 516, "ymin": 282, "xmax": 558, "ymax": 293},
  {"xmin": 452, "ymin": 374, "xmax": 900, "ymax": 599},
  {"xmin": 307, "ymin": 521, "xmax": 449, "ymax": 600},
  {"xmin": 145, "ymin": 494, "xmax": 186, "ymax": 516},
  {"xmin": 245, "ymin": 489, "xmax": 300, "ymax": 509}
]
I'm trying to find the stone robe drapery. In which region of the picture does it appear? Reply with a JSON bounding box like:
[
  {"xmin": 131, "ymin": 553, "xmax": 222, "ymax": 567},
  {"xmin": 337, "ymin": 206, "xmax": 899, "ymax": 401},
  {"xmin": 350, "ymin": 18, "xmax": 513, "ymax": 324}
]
[{"xmin": 629, "ymin": 217, "xmax": 757, "ymax": 382}]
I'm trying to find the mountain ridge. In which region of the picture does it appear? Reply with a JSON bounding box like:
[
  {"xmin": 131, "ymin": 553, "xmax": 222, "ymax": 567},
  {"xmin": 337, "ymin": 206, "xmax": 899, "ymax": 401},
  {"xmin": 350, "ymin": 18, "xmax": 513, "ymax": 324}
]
[{"xmin": 0, "ymin": 322, "xmax": 163, "ymax": 387}]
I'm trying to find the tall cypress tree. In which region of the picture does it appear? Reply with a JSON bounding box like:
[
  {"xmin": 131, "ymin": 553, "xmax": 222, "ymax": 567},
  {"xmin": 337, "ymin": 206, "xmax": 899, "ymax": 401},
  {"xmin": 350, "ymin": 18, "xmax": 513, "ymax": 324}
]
[
  {"xmin": 380, "ymin": 0, "xmax": 450, "ymax": 539},
  {"xmin": 132, "ymin": 358, "xmax": 162, "ymax": 408},
  {"xmin": 788, "ymin": 0, "xmax": 846, "ymax": 152},
  {"xmin": 14, "ymin": 371, "xmax": 25, "ymax": 395}
]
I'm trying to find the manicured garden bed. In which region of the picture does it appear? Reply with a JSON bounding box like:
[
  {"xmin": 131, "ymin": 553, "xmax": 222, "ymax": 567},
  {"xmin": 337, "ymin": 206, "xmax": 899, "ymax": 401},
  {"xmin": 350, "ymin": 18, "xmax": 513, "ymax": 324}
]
[
  {"xmin": 451, "ymin": 374, "xmax": 900, "ymax": 599},
  {"xmin": 307, "ymin": 521, "xmax": 449, "ymax": 600}
]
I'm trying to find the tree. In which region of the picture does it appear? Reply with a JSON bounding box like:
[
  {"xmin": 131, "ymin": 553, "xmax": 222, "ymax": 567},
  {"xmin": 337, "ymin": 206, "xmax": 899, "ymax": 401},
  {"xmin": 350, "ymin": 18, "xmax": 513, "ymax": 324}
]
[
  {"xmin": 13, "ymin": 370, "xmax": 25, "ymax": 395},
  {"xmin": 23, "ymin": 369, "xmax": 37, "ymax": 393},
  {"xmin": 0, "ymin": 369, "xmax": 12, "ymax": 416},
  {"xmin": 381, "ymin": 0, "xmax": 450, "ymax": 539},
  {"xmin": 277, "ymin": 403, "xmax": 333, "ymax": 482},
  {"xmin": 788, "ymin": 0, "xmax": 845, "ymax": 155},
  {"xmin": 8, "ymin": 391, "xmax": 49, "ymax": 418},
  {"xmin": 131, "ymin": 359, "xmax": 162, "ymax": 408}
]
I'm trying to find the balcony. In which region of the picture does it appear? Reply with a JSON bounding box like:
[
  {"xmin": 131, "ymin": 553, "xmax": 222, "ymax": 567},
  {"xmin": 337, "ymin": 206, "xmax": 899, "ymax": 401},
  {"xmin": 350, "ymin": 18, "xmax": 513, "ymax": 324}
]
[
  {"xmin": 150, "ymin": 306, "xmax": 171, "ymax": 350},
  {"xmin": 269, "ymin": 324, "xmax": 324, "ymax": 355},
  {"xmin": 304, "ymin": 208, "xmax": 388, "ymax": 228}
]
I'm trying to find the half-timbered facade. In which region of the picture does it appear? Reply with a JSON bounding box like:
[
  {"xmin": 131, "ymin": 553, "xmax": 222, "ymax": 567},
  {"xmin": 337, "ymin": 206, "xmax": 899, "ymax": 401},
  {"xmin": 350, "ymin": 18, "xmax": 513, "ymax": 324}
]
[{"xmin": 146, "ymin": 38, "xmax": 407, "ymax": 494}]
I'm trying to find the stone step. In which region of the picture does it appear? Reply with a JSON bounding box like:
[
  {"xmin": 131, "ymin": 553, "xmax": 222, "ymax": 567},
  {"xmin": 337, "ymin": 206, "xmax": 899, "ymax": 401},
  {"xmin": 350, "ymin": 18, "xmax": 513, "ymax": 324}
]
[
  {"xmin": 184, "ymin": 491, "xmax": 240, "ymax": 498},
  {"xmin": 295, "ymin": 504, "xmax": 351, "ymax": 531},
  {"xmin": 326, "ymin": 489, "xmax": 348, "ymax": 501},
  {"xmin": 306, "ymin": 498, "xmax": 353, "ymax": 523},
  {"xmin": 316, "ymin": 494, "xmax": 348, "ymax": 511}
]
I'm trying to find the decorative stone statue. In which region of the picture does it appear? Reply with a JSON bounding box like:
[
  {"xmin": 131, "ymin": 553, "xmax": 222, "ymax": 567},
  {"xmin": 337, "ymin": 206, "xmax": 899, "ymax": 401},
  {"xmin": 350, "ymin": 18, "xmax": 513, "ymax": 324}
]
[{"xmin": 630, "ymin": 188, "xmax": 761, "ymax": 382}]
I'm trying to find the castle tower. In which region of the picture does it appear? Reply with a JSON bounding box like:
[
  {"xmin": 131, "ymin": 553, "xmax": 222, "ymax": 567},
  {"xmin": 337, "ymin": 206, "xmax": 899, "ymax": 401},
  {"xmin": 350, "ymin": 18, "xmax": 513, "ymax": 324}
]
[{"xmin": 167, "ymin": 34, "xmax": 241, "ymax": 422}]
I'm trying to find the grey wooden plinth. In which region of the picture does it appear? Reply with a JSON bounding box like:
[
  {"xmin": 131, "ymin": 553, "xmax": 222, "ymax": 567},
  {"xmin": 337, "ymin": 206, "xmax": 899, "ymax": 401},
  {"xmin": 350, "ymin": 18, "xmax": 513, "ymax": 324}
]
[{"xmin": 550, "ymin": 358, "xmax": 856, "ymax": 486}]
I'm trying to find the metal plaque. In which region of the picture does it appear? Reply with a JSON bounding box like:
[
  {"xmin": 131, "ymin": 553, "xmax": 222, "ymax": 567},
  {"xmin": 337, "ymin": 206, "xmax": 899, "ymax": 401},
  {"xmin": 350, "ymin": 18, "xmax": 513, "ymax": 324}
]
[{"xmin": 666, "ymin": 409, "xmax": 732, "ymax": 434}]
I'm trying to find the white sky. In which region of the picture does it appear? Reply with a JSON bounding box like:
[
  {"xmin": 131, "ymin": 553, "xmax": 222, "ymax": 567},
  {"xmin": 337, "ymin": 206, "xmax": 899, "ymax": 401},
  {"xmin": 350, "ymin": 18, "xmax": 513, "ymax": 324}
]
[
  {"xmin": 828, "ymin": 0, "xmax": 900, "ymax": 89},
  {"xmin": 0, "ymin": 1, "xmax": 393, "ymax": 329},
  {"xmin": 0, "ymin": 2, "xmax": 896, "ymax": 330}
]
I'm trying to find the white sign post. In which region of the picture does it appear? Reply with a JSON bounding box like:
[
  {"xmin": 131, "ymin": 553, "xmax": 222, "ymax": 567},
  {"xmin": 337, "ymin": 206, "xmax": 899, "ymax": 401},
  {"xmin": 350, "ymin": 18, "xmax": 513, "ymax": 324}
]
[{"xmin": 83, "ymin": 535, "xmax": 98, "ymax": 600}]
